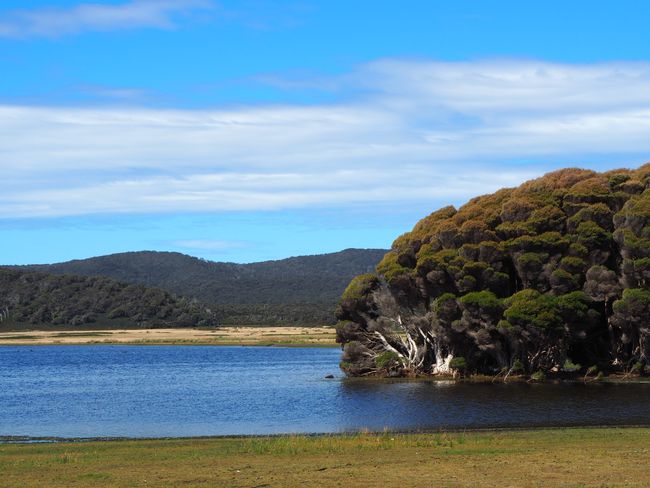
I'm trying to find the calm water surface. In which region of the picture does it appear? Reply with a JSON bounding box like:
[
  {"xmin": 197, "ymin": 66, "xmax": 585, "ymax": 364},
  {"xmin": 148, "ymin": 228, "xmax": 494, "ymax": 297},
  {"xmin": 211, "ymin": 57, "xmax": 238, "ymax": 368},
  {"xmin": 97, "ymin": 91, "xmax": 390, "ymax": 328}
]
[{"xmin": 1, "ymin": 345, "xmax": 650, "ymax": 438}]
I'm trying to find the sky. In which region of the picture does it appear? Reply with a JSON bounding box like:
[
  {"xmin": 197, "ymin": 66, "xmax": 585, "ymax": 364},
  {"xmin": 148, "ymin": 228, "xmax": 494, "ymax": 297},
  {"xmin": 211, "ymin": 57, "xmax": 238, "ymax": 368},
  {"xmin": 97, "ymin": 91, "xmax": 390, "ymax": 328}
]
[{"xmin": 2, "ymin": 1, "xmax": 650, "ymax": 264}]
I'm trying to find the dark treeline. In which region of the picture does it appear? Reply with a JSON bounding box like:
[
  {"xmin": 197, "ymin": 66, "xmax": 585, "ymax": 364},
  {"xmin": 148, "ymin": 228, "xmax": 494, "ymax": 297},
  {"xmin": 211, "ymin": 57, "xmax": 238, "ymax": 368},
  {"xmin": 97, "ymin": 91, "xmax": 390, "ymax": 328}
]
[
  {"xmin": 0, "ymin": 268, "xmax": 215, "ymax": 328},
  {"xmin": 337, "ymin": 165, "xmax": 650, "ymax": 379},
  {"xmin": 13, "ymin": 248, "xmax": 386, "ymax": 325},
  {"xmin": 211, "ymin": 303, "xmax": 338, "ymax": 326}
]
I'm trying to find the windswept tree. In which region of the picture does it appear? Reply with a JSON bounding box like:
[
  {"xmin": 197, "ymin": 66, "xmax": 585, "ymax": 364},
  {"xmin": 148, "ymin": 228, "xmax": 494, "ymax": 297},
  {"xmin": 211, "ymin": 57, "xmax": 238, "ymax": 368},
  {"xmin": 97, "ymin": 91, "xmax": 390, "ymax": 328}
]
[{"xmin": 337, "ymin": 164, "xmax": 650, "ymax": 378}]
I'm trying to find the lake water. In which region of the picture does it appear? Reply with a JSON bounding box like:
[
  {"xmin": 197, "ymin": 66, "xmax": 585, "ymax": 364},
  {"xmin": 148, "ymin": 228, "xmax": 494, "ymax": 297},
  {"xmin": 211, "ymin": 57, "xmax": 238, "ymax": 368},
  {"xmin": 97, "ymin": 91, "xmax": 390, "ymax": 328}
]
[{"xmin": 2, "ymin": 345, "xmax": 650, "ymax": 439}]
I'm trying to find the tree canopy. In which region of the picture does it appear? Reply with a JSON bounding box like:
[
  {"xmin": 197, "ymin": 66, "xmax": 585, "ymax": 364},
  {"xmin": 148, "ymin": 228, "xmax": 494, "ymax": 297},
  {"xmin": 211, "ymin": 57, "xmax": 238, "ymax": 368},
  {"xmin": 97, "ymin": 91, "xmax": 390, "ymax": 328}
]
[
  {"xmin": 0, "ymin": 268, "xmax": 215, "ymax": 328},
  {"xmin": 14, "ymin": 248, "xmax": 386, "ymax": 325},
  {"xmin": 336, "ymin": 164, "xmax": 650, "ymax": 378}
]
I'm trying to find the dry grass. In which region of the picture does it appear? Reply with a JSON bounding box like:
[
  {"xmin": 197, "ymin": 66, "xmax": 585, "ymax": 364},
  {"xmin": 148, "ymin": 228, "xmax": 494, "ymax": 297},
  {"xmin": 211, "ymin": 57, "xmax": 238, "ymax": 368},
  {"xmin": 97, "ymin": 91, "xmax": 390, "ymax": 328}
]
[
  {"xmin": 0, "ymin": 326, "xmax": 337, "ymax": 347},
  {"xmin": 2, "ymin": 428, "xmax": 650, "ymax": 487}
]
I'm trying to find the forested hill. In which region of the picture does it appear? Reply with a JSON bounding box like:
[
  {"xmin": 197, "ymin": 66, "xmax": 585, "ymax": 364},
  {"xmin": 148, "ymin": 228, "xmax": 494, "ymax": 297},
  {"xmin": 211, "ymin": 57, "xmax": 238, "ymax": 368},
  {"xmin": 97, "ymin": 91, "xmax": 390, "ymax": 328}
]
[
  {"xmin": 337, "ymin": 165, "xmax": 650, "ymax": 378},
  {"xmin": 17, "ymin": 248, "xmax": 387, "ymax": 325},
  {"xmin": 0, "ymin": 268, "xmax": 215, "ymax": 328}
]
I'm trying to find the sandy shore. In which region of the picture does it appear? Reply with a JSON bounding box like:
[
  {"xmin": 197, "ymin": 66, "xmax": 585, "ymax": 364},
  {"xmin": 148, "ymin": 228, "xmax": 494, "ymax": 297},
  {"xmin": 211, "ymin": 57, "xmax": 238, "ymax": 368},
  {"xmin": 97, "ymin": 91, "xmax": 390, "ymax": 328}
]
[{"xmin": 0, "ymin": 326, "xmax": 337, "ymax": 346}]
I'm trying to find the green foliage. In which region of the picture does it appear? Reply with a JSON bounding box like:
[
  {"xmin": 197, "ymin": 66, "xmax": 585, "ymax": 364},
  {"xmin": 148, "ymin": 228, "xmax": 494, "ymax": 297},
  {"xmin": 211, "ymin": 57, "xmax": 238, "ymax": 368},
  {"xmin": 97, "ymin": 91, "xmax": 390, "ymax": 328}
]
[
  {"xmin": 458, "ymin": 243, "xmax": 480, "ymax": 260},
  {"xmin": 459, "ymin": 291, "xmax": 502, "ymax": 311},
  {"xmin": 630, "ymin": 361, "xmax": 644, "ymax": 373},
  {"xmin": 609, "ymin": 173, "xmax": 631, "ymax": 189},
  {"xmin": 550, "ymin": 269, "xmax": 578, "ymax": 289},
  {"xmin": 417, "ymin": 249, "xmax": 461, "ymax": 276},
  {"xmin": 567, "ymin": 203, "xmax": 613, "ymax": 231},
  {"xmin": 506, "ymin": 232, "xmax": 569, "ymax": 253},
  {"xmin": 530, "ymin": 370, "xmax": 546, "ymax": 382},
  {"xmin": 341, "ymin": 274, "xmax": 380, "ymax": 301},
  {"xmin": 376, "ymin": 252, "xmax": 411, "ymax": 282},
  {"xmin": 518, "ymin": 252, "xmax": 544, "ymax": 269},
  {"xmin": 633, "ymin": 257, "xmax": 650, "ymax": 271},
  {"xmin": 620, "ymin": 192, "xmax": 650, "ymax": 220},
  {"xmin": 433, "ymin": 293, "xmax": 457, "ymax": 313},
  {"xmin": 562, "ymin": 359, "xmax": 581, "ymax": 372},
  {"xmin": 527, "ymin": 205, "xmax": 566, "ymax": 232},
  {"xmin": 556, "ymin": 291, "xmax": 590, "ymax": 319},
  {"xmin": 613, "ymin": 288, "xmax": 650, "ymax": 313},
  {"xmin": 615, "ymin": 229, "xmax": 650, "ymax": 257},
  {"xmin": 435, "ymin": 249, "xmax": 461, "ymax": 264},
  {"xmin": 504, "ymin": 290, "xmax": 562, "ymax": 330},
  {"xmin": 569, "ymin": 242, "xmax": 588, "ymax": 257},
  {"xmin": 503, "ymin": 290, "xmax": 590, "ymax": 334},
  {"xmin": 410, "ymin": 205, "xmax": 457, "ymax": 238},
  {"xmin": 458, "ymin": 274, "xmax": 477, "ymax": 292},
  {"xmin": 564, "ymin": 176, "xmax": 612, "ymax": 204},
  {"xmin": 375, "ymin": 351, "xmax": 399, "ymax": 369},
  {"xmin": 449, "ymin": 357, "xmax": 467, "ymax": 370},
  {"xmin": 490, "ymin": 272, "xmax": 511, "ymax": 291},
  {"xmin": 462, "ymin": 261, "xmax": 489, "ymax": 277},
  {"xmin": 495, "ymin": 221, "xmax": 533, "ymax": 238},
  {"xmin": 560, "ymin": 256, "xmax": 587, "ymax": 273},
  {"xmin": 497, "ymin": 319, "xmax": 513, "ymax": 330},
  {"xmin": 434, "ymin": 293, "xmax": 457, "ymax": 305},
  {"xmin": 574, "ymin": 221, "xmax": 611, "ymax": 248}
]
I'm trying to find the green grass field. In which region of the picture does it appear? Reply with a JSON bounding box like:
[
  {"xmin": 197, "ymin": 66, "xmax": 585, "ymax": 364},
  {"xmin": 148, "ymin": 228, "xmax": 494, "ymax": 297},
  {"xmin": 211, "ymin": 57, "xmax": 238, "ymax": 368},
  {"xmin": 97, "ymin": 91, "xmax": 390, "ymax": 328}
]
[{"xmin": 2, "ymin": 428, "xmax": 650, "ymax": 487}]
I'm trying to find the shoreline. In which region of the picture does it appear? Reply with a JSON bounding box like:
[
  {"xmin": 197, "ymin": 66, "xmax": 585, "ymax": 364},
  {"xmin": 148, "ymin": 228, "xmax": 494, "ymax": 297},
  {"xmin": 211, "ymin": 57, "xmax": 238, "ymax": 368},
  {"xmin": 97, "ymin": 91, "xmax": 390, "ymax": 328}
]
[
  {"xmin": 4, "ymin": 423, "xmax": 650, "ymax": 445},
  {"xmin": 3, "ymin": 427, "xmax": 650, "ymax": 486},
  {"xmin": 0, "ymin": 326, "xmax": 338, "ymax": 347}
]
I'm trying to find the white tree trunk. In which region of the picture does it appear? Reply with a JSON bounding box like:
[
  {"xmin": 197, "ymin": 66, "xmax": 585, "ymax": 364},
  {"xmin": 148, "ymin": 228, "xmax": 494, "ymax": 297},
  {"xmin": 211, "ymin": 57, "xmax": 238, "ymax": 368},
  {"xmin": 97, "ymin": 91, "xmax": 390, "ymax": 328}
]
[{"xmin": 432, "ymin": 351, "xmax": 453, "ymax": 374}]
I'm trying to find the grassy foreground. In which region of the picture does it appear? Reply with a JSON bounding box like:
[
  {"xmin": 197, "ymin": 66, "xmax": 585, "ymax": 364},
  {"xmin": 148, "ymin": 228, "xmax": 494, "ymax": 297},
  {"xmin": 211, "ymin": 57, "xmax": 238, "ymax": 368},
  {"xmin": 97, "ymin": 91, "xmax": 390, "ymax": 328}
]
[{"xmin": 2, "ymin": 428, "xmax": 650, "ymax": 487}]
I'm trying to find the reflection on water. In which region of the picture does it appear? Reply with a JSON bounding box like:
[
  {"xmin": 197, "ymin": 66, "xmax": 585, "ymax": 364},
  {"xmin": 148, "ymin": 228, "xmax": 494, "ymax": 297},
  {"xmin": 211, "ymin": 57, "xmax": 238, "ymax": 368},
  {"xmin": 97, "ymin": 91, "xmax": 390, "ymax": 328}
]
[
  {"xmin": 1, "ymin": 345, "xmax": 650, "ymax": 438},
  {"xmin": 338, "ymin": 379, "xmax": 650, "ymax": 431}
]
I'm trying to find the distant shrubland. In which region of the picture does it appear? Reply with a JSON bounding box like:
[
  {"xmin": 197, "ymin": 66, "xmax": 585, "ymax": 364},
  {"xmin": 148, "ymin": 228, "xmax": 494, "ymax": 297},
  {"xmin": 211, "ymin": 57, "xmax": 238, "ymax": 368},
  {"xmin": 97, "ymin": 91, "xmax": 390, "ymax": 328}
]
[
  {"xmin": 9, "ymin": 248, "xmax": 386, "ymax": 326},
  {"xmin": 0, "ymin": 268, "xmax": 215, "ymax": 328}
]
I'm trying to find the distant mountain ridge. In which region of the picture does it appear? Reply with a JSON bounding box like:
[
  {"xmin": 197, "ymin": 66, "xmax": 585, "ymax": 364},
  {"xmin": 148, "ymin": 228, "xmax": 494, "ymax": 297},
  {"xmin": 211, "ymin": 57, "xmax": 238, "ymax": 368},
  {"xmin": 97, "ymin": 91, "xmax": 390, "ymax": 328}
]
[{"xmin": 17, "ymin": 248, "xmax": 387, "ymax": 325}]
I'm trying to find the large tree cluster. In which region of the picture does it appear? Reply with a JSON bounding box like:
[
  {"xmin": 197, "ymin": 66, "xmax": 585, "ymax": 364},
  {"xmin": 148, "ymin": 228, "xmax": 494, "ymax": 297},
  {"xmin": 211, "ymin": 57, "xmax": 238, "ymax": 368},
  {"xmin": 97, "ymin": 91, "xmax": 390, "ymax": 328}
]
[{"xmin": 336, "ymin": 165, "xmax": 650, "ymax": 378}]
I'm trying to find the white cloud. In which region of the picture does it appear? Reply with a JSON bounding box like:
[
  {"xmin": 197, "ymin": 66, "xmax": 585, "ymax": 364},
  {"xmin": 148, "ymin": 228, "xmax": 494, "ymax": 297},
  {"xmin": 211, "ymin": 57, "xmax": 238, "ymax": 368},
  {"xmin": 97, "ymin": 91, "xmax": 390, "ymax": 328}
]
[
  {"xmin": 2, "ymin": 59, "xmax": 650, "ymax": 219},
  {"xmin": 0, "ymin": 0, "xmax": 213, "ymax": 38},
  {"xmin": 0, "ymin": 169, "xmax": 532, "ymax": 218},
  {"xmin": 358, "ymin": 59, "xmax": 650, "ymax": 114}
]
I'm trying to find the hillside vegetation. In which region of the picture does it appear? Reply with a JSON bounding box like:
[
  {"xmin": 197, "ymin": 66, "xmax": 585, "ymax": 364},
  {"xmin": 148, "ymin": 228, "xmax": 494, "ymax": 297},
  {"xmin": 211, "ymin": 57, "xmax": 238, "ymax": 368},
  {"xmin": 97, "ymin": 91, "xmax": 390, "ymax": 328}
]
[
  {"xmin": 337, "ymin": 164, "xmax": 650, "ymax": 378},
  {"xmin": 0, "ymin": 268, "xmax": 215, "ymax": 329},
  {"xmin": 18, "ymin": 248, "xmax": 386, "ymax": 325}
]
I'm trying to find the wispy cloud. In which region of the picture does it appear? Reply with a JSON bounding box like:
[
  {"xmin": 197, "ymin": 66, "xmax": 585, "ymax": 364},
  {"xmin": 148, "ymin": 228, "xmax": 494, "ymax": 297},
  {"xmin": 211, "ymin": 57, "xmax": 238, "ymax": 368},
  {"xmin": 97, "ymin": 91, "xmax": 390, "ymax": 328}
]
[
  {"xmin": 0, "ymin": 169, "xmax": 531, "ymax": 218},
  {"xmin": 0, "ymin": 0, "xmax": 213, "ymax": 38},
  {"xmin": 77, "ymin": 84, "xmax": 149, "ymax": 101},
  {"xmin": 357, "ymin": 59, "xmax": 650, "ymax": 114},
  {"xmin": 2, "ymin": 59, "xmax": 650, "ymax": 218}
]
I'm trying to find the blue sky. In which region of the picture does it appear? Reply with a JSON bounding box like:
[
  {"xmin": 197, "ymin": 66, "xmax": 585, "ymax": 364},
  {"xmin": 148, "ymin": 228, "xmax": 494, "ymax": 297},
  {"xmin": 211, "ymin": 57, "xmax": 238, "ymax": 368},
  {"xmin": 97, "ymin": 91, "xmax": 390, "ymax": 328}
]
[{"xmin": 2, "ymin": 1, "xmax": 650, "ymax": 264}]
